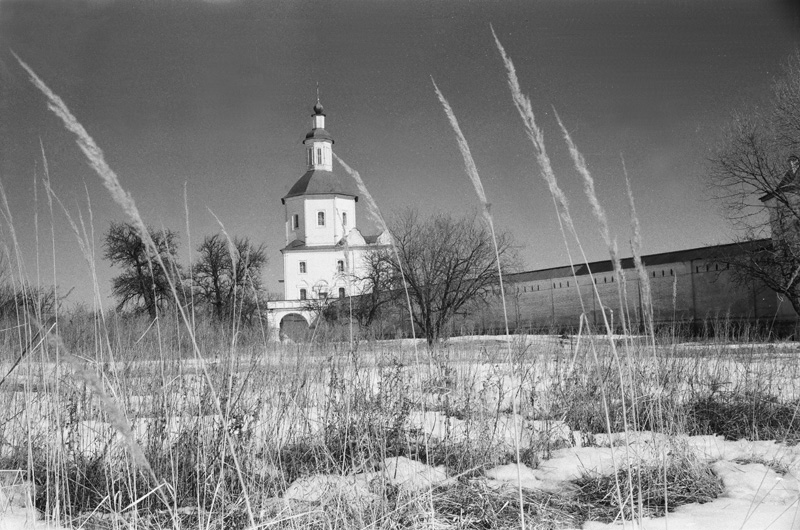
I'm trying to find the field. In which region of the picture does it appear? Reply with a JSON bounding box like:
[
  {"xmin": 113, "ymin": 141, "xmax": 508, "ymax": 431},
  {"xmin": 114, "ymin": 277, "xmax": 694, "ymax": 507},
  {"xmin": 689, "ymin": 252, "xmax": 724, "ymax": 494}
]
[
  {"xmin": 3, "ymin": 29, "xmax": 800, "ymax": 530},
  {"xmin": 2, "ymin": 320, "xmax": 800, "ymax": 529}
]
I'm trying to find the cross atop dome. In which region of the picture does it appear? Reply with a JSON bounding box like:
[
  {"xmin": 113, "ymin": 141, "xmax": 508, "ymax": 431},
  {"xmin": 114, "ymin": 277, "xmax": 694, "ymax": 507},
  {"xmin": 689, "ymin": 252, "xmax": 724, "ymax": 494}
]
[
  {"xmin": 308, "ymin": 97, "xmax": 330, "ymax": 143},
  {"xmin": 282, "ymin": 100, "xmax": 355, "ymax": 203},
  {"xmin": 314, "ymin": 83, "xmax": 324, "ymax": 115}
]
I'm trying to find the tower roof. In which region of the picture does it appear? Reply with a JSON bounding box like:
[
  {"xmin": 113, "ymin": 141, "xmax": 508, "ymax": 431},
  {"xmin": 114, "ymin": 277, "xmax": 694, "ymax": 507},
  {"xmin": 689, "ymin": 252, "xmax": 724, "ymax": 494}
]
[
  {"xmin": 281, "ymin": 169, "xmax": 358, "ymax": 203},
  {"xmin": 304, "ymin": 128, "xmax": 334, "ymax": 143}
]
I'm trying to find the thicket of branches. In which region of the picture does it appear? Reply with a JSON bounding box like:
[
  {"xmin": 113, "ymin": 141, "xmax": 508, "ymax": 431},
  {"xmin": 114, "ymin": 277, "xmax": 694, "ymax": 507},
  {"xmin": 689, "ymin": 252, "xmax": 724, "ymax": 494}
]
[
  {"xmin": 350, "ymin": 210, "xmax": 517, "ymax": 345},
  {"xmin": 104, "ymin": 222, "xmax": 269, "ymax": 324},
  {"xmin": 193, "ymin": 234, "xmax": 268, "ymax": 325},
  {"xmin": 709, "ymin": 50, "xmax": 800, "ymax": 313},
  {"xmin": 104, "ymin": 222, "xmax": 184, "ymax": 319}
]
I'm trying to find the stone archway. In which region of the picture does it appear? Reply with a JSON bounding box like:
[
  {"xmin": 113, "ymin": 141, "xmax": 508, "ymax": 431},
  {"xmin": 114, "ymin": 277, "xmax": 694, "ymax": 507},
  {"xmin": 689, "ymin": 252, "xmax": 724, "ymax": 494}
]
[
  {"xmin": 266, "ymin": 301, "xmax": 315, "ymax": 342},
  {"xmin": 280, "ymin": 312, "xmax": 311, "ymax": 342}
]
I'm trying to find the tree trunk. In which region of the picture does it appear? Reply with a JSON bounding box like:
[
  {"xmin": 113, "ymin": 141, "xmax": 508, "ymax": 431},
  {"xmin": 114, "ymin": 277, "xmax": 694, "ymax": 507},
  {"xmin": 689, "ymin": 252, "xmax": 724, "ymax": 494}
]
[
  {"xmin": 785, "ymin": 287, "xmax": 800, "ymax": 319},
  {"xmin": 136, "ymin": 260, "xmax": 157, "ymax": 320}
]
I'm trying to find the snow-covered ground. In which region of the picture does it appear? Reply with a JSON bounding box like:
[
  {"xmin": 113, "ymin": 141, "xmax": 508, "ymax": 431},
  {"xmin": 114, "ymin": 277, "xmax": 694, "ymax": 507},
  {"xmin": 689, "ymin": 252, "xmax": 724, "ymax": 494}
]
[
  {"xmin": 8, "ymin": 425, "xmax": 795, "ymax": 529},
  {"xmin": 4, "ymin": 334, "xmax": 800, "ymax": 528},
  {"xmin": 268, "ymin": 430, "xmax": 800, "ymax": 530}
]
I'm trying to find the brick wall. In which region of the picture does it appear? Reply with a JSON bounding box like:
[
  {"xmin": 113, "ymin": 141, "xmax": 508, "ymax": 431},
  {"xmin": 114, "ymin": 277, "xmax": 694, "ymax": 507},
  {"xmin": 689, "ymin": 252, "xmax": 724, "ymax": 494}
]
[{"xmin": 482, "ymin": 255, "xmax": 798, "ymax": 333}]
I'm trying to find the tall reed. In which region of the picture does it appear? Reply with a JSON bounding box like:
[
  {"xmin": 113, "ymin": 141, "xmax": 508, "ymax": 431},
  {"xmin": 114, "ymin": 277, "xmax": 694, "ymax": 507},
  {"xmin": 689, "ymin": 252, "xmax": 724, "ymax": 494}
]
[
  {"xmin": 15, "ymin": 52, "xmax": 257, "ymax": 526},
  {"xmin": 431, "ymin": 76, "xmax": 525, "ymax": 528}
]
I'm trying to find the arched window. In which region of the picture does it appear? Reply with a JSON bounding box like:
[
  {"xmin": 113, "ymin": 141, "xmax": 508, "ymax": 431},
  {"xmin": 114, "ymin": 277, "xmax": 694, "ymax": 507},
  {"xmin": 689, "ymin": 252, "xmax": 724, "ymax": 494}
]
[
  {"xmin": 300, "ymin": 289, "xmax": 307, "ymax": 300},
  {"xmin": 337, "ymin": 260, "xmax": 344, "ymax": 272},
  {"xmin": 317, "ymin": 211, "xmax": 325, "ymax": 226},
  {"xmin": 339, "ymin": 287, "xmax": 346, "ymax": 298}
]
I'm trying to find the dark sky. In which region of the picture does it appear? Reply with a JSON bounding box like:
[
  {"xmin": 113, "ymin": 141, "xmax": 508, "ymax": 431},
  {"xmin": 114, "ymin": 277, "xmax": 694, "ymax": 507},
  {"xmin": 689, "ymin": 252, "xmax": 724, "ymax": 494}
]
[{"xmin": 1, "ymin": 0, "xmax": 799, "ymax": 307}]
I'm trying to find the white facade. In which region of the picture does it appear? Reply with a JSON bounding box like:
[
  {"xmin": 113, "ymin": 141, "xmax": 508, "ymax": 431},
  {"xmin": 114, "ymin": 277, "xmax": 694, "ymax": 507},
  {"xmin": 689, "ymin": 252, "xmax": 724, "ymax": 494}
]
[
  {"xmin": 283, "ymin": 195, "xmax": 357, "ymax": 250},
  {"xmin": 282, "ymin": 229, "xmax": 385, "ymax": 301},
  {"xmin": 267, "ymin": 101, "xmax": 386, "ymax": 340}
]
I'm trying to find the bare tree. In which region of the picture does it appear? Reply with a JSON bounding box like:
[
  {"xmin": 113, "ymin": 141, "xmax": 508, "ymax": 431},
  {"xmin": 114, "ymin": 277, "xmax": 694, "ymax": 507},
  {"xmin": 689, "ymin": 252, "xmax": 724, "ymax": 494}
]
[
  {"xmin": 104, "ymin": 222, "xmax": 183, "ymax": 319},
  {"xmin": 349, "ymin": 249, "xmax": 397, "ymax": 329},
  {"xmin": 709, "ymin": 50, "xmax": 800, "ymax": 314},
  {"xmin": 0, "ymin": 283, "xmax": 63, "ymax": 321},
  {"xmin": 369, "ymin": 209, "xmax": 517, "ymax": 345},
  {"xmin": 192, "ymin": 234, "xmax": 268, "ymax": 323}
]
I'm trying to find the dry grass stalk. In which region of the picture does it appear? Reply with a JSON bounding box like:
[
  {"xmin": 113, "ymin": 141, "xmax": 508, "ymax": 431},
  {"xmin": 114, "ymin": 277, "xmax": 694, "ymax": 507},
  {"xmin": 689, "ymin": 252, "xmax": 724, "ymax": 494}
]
[
  {"xmin": 15, "ymin": 52, "xmax": 256, "ymax": 526},
  {"xmin": 431, "ymin": 76, "xmax": 525, "ymax": 528}
]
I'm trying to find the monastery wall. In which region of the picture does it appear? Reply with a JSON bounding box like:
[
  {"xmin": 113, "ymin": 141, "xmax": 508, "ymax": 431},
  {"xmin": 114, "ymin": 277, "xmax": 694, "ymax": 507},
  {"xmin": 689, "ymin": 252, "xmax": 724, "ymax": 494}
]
[{"xmin": 476, "ymin": 253, "xmax": 797, "ymax": 334}]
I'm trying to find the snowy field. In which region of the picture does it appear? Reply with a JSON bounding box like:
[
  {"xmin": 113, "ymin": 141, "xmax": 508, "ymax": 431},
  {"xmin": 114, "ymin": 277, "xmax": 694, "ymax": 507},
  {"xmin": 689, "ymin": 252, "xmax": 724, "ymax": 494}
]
[{"xmin": 2, "ymin": 334, "xmax": 800, "ymax": 529}]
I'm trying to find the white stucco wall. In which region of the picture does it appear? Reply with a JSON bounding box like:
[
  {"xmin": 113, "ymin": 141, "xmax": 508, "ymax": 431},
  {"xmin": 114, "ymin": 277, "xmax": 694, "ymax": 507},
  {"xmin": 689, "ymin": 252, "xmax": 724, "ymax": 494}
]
[
  {"xmin": 282, "ymin": 245, "xmax": 374, "ymax": 300},
  {"xmin": 301, "ymin": 196, "xmax": 356, "ymax": 246},
  {"xmin": 305, "ymin": 142, "xmax": 333, "ymax": 171},
  {"xmin": 284, "ymin": 196, "xmax": 306, "ymax": 244}
]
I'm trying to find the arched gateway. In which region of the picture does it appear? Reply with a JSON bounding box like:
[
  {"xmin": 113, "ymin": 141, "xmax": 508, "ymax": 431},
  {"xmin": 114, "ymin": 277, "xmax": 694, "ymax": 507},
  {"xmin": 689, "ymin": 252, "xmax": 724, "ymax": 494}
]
[{"xmin": 265, "ymin": 302, "xmax": 314, "ymax": 342}]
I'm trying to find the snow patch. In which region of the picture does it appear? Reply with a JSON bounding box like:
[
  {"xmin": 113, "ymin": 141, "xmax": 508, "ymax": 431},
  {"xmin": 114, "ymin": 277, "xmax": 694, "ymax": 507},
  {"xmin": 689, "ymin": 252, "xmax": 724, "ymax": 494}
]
[
  {"xmin": 381, "ymin": 456, "xmax": 453, "ymax": 492},
  {"xmin": 283, "ymin": 473, "xmax": 378, "ymax": 504}
]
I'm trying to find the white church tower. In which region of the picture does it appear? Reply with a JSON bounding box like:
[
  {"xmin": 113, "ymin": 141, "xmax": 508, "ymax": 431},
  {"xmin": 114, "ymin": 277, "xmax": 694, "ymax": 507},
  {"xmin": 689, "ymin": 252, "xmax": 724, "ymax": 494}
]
[{"xmin": 267, "ymin": 100, "xmax": 386, "ymax": 340}]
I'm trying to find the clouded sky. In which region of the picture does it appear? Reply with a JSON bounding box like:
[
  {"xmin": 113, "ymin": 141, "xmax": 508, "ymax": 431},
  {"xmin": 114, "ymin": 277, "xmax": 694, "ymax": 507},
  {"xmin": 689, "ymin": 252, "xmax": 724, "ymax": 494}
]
[{"xmin": 1, "ymin": 0, "xmax": 799, "ymax": 308}]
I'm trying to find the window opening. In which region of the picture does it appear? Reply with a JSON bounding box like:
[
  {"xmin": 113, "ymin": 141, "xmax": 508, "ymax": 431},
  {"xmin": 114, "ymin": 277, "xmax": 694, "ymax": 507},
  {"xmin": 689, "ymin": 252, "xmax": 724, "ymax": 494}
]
[
  {"xmin": 292, "ymin": 214, "xmax": 299, "ymax": 230},
  {"xmin": 339, "ymin": 288, "xmax": 345, "ymax": 298},
  {"xmin": 342, "ymin": 212, "xmax": 347, "ymax": 226},
  {"xmin": 337, "ymin": 260, "xmax": 344, "ymax": 272},
  {"xmin": 299, "ymin": 261, "xmax": 306, "ymax": 274},
  {"xmin": 300, "ymin": 288, "xmax": 307, "ymax": 300},
  {"xmin": 317, "ymin": 211, "xmax": 325, "ymax": 226}
]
